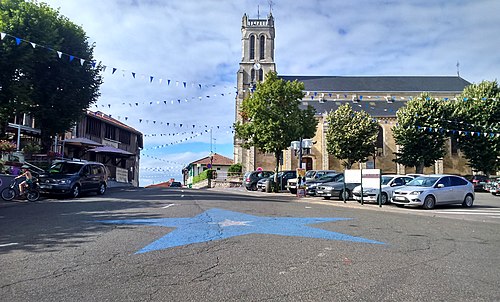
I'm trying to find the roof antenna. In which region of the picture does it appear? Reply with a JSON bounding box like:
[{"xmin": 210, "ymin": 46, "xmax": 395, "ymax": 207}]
[
  {"xmin": 456, "ymin": 61, "xmax": 460, "ymax": 77},
  {"xmin": 268, "ymin": 0, "xmax": 274, "ymax": 13},
  {"xmin": 257, "ymin": 5, "xmax": 260, "ymax": 19}
]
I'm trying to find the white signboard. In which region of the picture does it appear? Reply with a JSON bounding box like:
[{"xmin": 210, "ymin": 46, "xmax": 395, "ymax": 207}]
[
  {"xmin": 345, "ymin": 169, "xmax": 361, "ymax": 183},
  {"xmin": 362, "ymin": 169, "xmax": 381, "ymax": 188},
  {"xmin": 116, "ymin": 167, "xmax": 129, "ymax": 183}
]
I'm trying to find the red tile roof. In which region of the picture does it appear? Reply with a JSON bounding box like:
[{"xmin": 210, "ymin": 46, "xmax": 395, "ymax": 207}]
[{"xmin": 192, "ymin": 153, "xmax": 233, "ymax": 166}]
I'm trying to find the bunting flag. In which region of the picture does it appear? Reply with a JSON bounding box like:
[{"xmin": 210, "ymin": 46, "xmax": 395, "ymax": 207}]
[
  {"xmin": 0, "ymin": 31, "xmax": 236, "ymax": 90},
  {"xmin": 414, "ymin": 125, "xmax": 500, "ymax": 138}
]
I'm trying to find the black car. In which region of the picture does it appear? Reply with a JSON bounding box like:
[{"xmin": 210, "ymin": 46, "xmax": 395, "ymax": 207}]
[
  {"xmin": 243, "ymin": 170, "xmax": 273, "ymax": 191},
  {"xmin": 464, "ymin": 175, "xmax": 489, "ymax": 191},
  {"xmin": 305, "ymin": 173, "xmax": 343, "ymax": 196},
  {"xmin": 170, "ymin": 181, "xmax": 182, "ymax": 188},
  {"xmin": 263, "ymin": 170, "xmax": 297, "ymax": 192},
  {"xmin": 38, "ymin": 160, "xmax": 108, "ymax": 198}
]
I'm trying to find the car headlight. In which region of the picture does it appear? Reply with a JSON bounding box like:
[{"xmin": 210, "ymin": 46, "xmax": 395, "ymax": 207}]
[
  {"xmin": 409, "ymin": 191, "xmax": 423, "ymax": 195},
  {"xmin": 57, "ymin": 179, "xmax": 71, "ymax": 185},
  {"xmin": 323, "ymin": 186, "xmax": 333, "ymax": 190}
]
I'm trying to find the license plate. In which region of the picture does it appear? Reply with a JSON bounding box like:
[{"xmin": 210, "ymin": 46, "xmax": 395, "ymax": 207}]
[
  {"xmin": 393, "ymin": 196, "xmax": 405, "ymax": 201},
  {"xmin": 316, "ymin": 190, "xmax": 324, "ymax": 194},
  {"xmin": 39, "ymin": 184, "xmax": 52, "ymax": 189}
]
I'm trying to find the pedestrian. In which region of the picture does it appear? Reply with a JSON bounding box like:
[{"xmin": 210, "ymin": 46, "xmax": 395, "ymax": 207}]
[{"xmin": 15, "ymin": 165, "xmax": 33, "ymax": 196}]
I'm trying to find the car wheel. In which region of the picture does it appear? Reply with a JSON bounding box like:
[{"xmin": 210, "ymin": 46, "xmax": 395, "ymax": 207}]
[
  {"xmin": 380, "ymin": 193, "xmax": 389, "ymax": 205},
  {"xmin": 462, "ymin": 194, "xmax": 474, "ymax": 207},
  {"xmin": 97, "ymin": 183, "xmax": 106, "ymax": 195},
  {"xmin": 70, "ymin": 185, "xmax": 80, "ymax": 198},
  {"xmin": 422, "ymin": 195, "xmax": 435, "ymax": 210},
  {"xmin": 250, "ymin": 184, "xmax": 257, "ymax": 191}
]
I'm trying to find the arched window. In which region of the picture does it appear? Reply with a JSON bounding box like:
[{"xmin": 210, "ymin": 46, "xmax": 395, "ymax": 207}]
[
  {"xmin": 249, "ymin": 35, "xmax": 255, "ymax": 60},
  {"xmin": 259, "ymin": 35, "xmax": 266, "ymax": 60},
  {"xmin": 376, "ymin": 125, "xmax": 384, "ymax": 155},
  {"xmin": 258, "ymin": 69, "xmax": 264, "ymax": 82},
  {"xmin": 251, "ymin": 69, "xmax": 255, "ymax": 82}
]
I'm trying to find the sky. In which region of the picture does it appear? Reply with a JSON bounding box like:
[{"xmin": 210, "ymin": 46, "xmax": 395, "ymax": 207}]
[{"xmin": 30, "ymin": 0, "xmax": 500, "ymax": 186}]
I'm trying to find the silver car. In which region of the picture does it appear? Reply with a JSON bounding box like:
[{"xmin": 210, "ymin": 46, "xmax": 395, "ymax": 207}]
[{"xmin": 391, "ymin": 175, "xmax": 474, "ymax": 209}]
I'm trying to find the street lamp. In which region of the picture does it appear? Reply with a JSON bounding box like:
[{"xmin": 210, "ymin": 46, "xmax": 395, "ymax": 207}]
[{"xmin": 290, "ymin": 138, "xmax": 313, "ymax": 170}]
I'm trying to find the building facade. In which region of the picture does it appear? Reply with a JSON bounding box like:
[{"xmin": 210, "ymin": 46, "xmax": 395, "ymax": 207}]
[{"xmin": 234, "ymin": 13, "xmax": 473, "ymax": 175}]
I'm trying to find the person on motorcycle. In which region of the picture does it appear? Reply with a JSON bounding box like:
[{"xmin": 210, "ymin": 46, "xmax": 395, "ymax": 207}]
[{"xmin": 15, "ymin": 165, "xmax": 33, "ymax": 196}]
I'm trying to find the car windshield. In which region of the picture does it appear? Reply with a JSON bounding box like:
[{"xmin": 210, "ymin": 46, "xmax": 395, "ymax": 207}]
[
  {"xmin": 381, "ymin": 176, "xmax": 394, "ymax": 185},
  {"xmin": 406, "ymin": 176, "xmax": 440, "ymax": 187},
  {"xmin": 305, "ymin": 170, "xmax": 315, "ymax": 178},
  {"xmin": 48, "ymin": 162, "xmax": 84, "ymax": 174}
]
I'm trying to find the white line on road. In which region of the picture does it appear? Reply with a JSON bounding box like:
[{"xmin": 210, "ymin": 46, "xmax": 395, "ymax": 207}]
[
  {"xmin": 0, "ymin": 243, "xmax": 19, "ymax": 247},
  {"xmin": 434, "ymin": 211, "xmax": 500, "ymax": 216},
  {"xmin": 162, "ymin": 204, "xmax": 176, "ymax": 209}
]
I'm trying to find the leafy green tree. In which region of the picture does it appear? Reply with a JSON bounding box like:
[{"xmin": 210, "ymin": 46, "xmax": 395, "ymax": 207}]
[
  {"xmin": 325, "ymin": 104, "xmax": 378, "ymax": 169},
  {"xmin": 234, "ymin": 72, "xmax": 318, "ymax": 189},
  {"xmin": 0, "ymin": 0, "xmax": 102, "ymax": 150},
  {"xmin": 392, "ymin": 93, "xmax": 447, "ymax": 173},
  {"xmin": 448, "ymin": 80, "xmax": 500, "ymax": 175}
]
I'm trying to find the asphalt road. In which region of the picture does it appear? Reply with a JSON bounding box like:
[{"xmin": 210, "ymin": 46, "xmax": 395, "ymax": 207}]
[{"xmin": 1, "ymin": 187, "xmax": 499, "ymax": 301}]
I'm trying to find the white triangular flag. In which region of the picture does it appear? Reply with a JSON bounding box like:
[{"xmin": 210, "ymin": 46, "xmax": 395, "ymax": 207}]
[
  {"xmin": 0, "ymin": 32, "xmax": 6, "ymax": 40},
  {"xmin": 80, "ymin": 58, "xmax": 85, "ymax": 66},
  {"xmin": 57, "ymin": 51, "xmax": 62, "ymax": 58},
  {"xmin": 30, "ymin": 42, "xmax": 36, "ymax": 48}
]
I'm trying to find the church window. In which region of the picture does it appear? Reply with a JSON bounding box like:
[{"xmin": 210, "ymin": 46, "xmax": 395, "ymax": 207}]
[
  {"xmin": 259, "ymin": 35, "xmax": 265, "ymax": 59},
  {"xmin": 258, "ymin": 69, "xmax": 263, "ymax": 82},
  {"xmin": 376, "ymin": 125, "xmax": 384, "ymax": 155},
  {"xmin": 251, "ymin": 69, "xmax": 255, "ymax": 82},
  {"xmin": 249, "ymin": 35, "xmax": 255, "ymax": 60}
]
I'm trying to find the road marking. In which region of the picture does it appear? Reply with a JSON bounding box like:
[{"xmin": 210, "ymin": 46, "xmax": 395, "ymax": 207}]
[
  {"xmin": 0, "ymin": 243, "xmax": 19, "ymax": 247},
  {"xmin": 162, "ymin": 204, "xmax": 176, "ymax": 209},
  {"xmin": 434, "ymin": 211, "xmax": 500, "ymax": 216}
]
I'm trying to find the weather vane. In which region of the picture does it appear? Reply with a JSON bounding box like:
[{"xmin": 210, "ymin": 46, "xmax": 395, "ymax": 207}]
[{"xmin": 269, "ymin": 0, "xmax": 274, "ymax": 13}]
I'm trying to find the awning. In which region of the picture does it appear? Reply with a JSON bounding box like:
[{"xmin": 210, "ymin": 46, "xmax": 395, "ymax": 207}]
[
  {"xmin": 62, "ymin": 137, "xmax": 103, "ymax": 147},
  {"xmin": 88, "ymin": 146, "xmax": 134, "ymax": 156}
]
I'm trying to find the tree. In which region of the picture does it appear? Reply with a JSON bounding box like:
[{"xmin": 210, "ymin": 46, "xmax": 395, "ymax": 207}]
[
  {"xmin": 449, "ymin": 80, "xmax": 500, "ymax": 175},
  {"xmin": 392, "ymin": 93, "xmax": 447, "ymax": 173},
  {"xmin": 0, "ymin": 0, "xmax": 102, "ymax": 150},
  {"xmin": 234, "ymin": 72, "xmax": 318, "ymax": 189},
  {"xmin": 325, "ymin": 104, "xmax": 378, "ymax": 169}
]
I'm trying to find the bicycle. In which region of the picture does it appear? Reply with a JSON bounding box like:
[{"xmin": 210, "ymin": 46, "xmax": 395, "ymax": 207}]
[{"xmin": 1, "ymin": 178, "xmax": 40, "ymax": 202}]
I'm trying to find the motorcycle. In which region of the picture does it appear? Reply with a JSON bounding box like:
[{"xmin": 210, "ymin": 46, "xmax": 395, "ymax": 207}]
[{"xmin": 1, "ymin": 177, "xmax": 40, "ymax": 202}]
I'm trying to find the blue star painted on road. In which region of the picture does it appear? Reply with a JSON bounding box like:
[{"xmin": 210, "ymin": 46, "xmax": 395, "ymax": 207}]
[{"xmin": 98, "ymin": 208, "xmax": 384, "ymax": 254}]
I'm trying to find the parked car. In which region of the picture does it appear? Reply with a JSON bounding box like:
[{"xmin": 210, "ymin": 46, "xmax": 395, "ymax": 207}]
[
  {"xmin": 286, "ymin": 170, "xmax": 337, "ymax": 194},
  {"xmin": 464, "ymin": 174, "xmax": 489, "ymax": 192},
  {"xmin": 352, "ymin": 175, "xmax": 414, "ymax": 205},
  {"xmin": 259, "ymin": 171, "xmax": 297, "ymax": 192},
  {"xmin": 38, "ymin": 160, "xmax": 108, "ymax": 198},
  {"xmin": 243, "ymin": 170, "xmax": 273, "ymax": 191},
  {"xmin": 257, "ymin": 174, "xmax": 274, "ymax": 192},
  {"xmin": 391, "ymin": 174, "xmax": 474, "ymax": 209},
  {"xmin": 305, "ymin": 173, "xmax": 343, "ymax": 196},
  {"xmin": 485, "ymin": 177, "xmax": 500, "ymax": 196},
  {"xmin": 169, "ymin": 181, "xmax": 182, "ymax": 188},
  {"xmin": 315, "ymin": 176, "xmax": 360, "ymax": 200}
]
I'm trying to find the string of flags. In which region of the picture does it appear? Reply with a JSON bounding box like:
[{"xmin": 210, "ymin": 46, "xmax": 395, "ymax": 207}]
[
  {"xmin": 303, "ymin": 92, "xmax": 498, "ymax": 102},
  {"xmin": 141, "ymin": 167, "xmax": 181, "ymax": 173},
  {"xmin": 415, "ymin": 125, "xmax": 500, "ymax": 138},
  {"xmin": 94, "ymin": 91, "xmax": 234, "ymax": 109},
  {"xmin": 142, "ymin": 154, "xmax": 188, "ymax": 166},
  {"xmin": 0, "ymin": 31, "xmax": 235, "ymax": 90},
  {"xmin": 141, "ymin": 131, "xmax": 207, "ymax": 151}
]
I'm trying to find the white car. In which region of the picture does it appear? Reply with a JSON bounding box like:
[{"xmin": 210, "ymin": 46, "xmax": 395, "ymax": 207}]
[
  {"xmin": 391, "ymin": 174, "xmax": 474, "ymax": 209},
  {"xmin": 352, "ymin": 175, "xmax": 414, "ymax": 205}
]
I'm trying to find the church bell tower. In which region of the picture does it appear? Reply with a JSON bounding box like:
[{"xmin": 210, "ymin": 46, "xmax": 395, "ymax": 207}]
[{"xmin": 234, "ymin": 12, "xmax": 276, "ymax": 171}]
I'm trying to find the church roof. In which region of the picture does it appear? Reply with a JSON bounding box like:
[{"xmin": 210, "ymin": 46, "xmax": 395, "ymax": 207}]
[
  {"xmin": 279, "ymin": 75, "xmax": 471, "ymax": 92},
  {"xmin": 301, "ymin": 100, "xmax": 407, "ymax": 118}
]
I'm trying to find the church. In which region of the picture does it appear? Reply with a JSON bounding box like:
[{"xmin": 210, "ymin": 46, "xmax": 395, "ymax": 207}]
[{"xmin": 234, "ymin": 13, "xmax": 472, "ymax": 175}]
